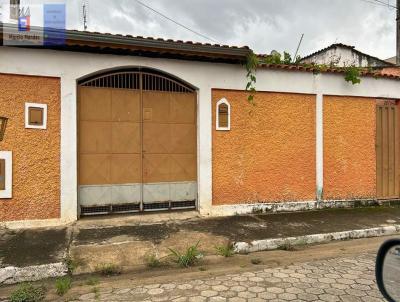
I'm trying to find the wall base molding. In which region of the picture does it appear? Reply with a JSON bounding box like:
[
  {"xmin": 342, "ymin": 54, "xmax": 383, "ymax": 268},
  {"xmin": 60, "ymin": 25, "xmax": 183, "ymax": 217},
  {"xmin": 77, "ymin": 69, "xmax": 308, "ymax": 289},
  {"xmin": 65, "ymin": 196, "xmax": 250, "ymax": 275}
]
[{"xmin": 205, "ymin": 199, "xmax": 399, "ymax": 217}]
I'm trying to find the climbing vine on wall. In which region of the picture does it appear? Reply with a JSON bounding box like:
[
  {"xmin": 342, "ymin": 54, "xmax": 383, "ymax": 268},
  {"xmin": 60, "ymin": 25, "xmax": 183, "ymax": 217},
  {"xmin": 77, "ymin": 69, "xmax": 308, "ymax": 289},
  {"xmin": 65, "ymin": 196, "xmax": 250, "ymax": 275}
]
[
  {"xmin": 344, "ymin": 66, "xmax": 361, "ymax": 85},
  {"xmin": 245, "ymin": 51, "xmax": 366, "ymax": 101},
  {"xmin": 245, "ymin": 52, "xmax": 259, "ymax": 104}
]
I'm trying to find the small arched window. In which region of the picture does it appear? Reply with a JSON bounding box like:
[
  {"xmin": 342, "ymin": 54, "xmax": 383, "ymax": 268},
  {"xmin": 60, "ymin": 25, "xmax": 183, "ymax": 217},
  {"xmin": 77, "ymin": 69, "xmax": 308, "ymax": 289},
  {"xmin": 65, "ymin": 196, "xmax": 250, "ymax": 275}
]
[{"xmin": 216, "ymin": 98, "xmax": 230, "ymax": 131}]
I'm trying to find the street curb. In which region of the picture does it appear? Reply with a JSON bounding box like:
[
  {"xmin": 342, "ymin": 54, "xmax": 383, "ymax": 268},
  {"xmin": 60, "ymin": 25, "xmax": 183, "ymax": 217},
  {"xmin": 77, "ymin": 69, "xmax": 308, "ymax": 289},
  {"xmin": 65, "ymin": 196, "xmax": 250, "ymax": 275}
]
[
  {"xmin": 0, "ymin": 262, "xmax": 67, "ymax": 285},
  {"xmin": 233, "ymin": 225, "xmax": 400, "ymax": 254}
]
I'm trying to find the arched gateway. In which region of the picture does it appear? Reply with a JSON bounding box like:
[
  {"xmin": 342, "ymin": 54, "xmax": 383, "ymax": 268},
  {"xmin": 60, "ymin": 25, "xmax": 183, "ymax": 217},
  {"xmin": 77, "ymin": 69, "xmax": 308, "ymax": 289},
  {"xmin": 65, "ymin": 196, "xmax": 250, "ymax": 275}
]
[{"xmin": 77, "ymin": 68, "xmax": 197, "ymax": 215}]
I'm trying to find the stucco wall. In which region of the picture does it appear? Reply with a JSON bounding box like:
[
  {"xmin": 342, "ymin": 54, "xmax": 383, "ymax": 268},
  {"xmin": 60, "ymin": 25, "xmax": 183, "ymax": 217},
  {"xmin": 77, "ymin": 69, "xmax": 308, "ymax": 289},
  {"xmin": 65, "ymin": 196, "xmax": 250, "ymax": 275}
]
[
  {"xmin": 212, "ymin": 90, "xmax": 316, "ymax": 205},
  {"xmin": 323, "ymin": 95, "xmax": 376, "ymax": 200},
  {"xmin": 0, "ymin": 74, "xmax": 61, "ymax": 221}
]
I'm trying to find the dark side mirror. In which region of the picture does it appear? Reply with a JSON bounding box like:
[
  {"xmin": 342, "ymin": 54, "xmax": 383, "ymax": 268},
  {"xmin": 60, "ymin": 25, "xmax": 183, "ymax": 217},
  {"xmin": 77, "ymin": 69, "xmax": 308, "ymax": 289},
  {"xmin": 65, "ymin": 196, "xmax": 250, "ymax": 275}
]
[{"xmin": 376, "ymin": 239, "xmax": 400, "ymax": 302}]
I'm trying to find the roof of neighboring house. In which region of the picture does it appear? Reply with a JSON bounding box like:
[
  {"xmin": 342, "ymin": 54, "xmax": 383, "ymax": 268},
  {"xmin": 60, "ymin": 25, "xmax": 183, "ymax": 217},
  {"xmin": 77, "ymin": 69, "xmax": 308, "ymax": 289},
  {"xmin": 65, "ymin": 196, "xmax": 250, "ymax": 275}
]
[
  {"xmin": 300, "ymin": 43, "xmax": 394, "ymax": 67},
  {"xmin": 385, "ymin": 56, "xmax": 397, "ymax": 65},
  {"xmin": 0, "ymin": 23, "xmax": 251, "ymax": 64},
  {"xmin": 258, "ymin": 63, "xmax": 400, "ymax": 80}
]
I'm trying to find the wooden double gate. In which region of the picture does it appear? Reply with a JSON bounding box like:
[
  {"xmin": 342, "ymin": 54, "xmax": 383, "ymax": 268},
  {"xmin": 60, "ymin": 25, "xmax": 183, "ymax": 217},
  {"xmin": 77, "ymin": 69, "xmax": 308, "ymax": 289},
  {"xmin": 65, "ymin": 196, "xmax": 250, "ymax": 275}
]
[
  {"xmin": 78, "ymin": 69, "xmax": 197, "ymax": 215},
  {"xmin": 376, "ymin": 101, "xmax": 399, "ymax": 199}
]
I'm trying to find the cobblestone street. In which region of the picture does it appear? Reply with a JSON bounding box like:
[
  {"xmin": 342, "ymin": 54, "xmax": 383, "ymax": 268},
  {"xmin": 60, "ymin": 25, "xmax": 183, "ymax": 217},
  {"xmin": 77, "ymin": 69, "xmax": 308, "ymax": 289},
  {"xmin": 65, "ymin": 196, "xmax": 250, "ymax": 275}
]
[{"xmin": 71, "ymin": 251, "xmax": 384, "ymax": 302}]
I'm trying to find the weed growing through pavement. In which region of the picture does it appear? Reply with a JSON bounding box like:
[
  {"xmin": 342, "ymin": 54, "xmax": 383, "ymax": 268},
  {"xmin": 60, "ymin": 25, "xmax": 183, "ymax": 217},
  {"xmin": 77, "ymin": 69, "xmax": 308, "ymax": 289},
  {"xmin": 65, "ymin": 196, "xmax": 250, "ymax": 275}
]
[
  {"xmin": 251, "ymin": 258, "xmax": 262, "ymax": 265},
  {"xmin": 169, "ymin": 241, "xmax": 203, "ymax": 268},
  {"xmin": 215, "ymin": 243, "xmax": 235, "ymax": 257},
  {"xmin": 92, "ymin": 287, "xmax": 100, "ymax": 300},
  {"xmin": 146, "ymin": 254, "xmax": 162, "ymax": 268},
  {"xmin": 55, "ymin": 276, "xmax": 72, "ymax": 296},
  {"xmin": 65, "ymin": 256, "xmax": 80, "ymax": 274},
  {"xmin": 85, "ymin": 277, "xmax": 99, "ymax": 286},
  {"xmin": 96, "ymin": 263, "xmax": 122, "ymax": 276},
  {"xmin": 10, "ymin": 283, "xmax": 46, "ymax": 302}
]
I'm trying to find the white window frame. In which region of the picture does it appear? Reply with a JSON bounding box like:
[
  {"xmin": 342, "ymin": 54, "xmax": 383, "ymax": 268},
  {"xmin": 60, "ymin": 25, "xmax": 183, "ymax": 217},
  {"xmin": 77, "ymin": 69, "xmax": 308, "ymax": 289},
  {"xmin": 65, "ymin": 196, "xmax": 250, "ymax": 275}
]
[
  {"xmin": 0, "ymin": 151, "xmax": 12, "ymax": 199},
  {"xmin": 216, "ymin": 98, "xmax": 231, "ymax": 131},
  {"xmin": 25, "ymin": 102, "xmax": 48, "ymax": 130}
]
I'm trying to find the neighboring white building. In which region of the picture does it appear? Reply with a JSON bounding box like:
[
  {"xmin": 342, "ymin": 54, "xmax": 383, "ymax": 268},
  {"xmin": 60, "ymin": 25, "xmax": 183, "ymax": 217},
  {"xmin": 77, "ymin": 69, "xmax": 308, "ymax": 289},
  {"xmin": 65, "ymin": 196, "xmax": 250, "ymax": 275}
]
[{"xmin": 300, "ymin": 43, "xmax": 394, "ymax": 67}]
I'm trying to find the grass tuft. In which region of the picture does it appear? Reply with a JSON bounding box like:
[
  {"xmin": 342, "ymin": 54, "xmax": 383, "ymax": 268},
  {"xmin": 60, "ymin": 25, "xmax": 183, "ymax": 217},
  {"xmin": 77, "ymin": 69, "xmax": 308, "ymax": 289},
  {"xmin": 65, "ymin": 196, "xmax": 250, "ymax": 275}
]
[
  {"xmin": 215, "ymin": 243, "xmax": 235, "ymax": 257},
  {"xmin": 251, "ymin": 258, "xmax": 262, "ymax": 265},
  {"xmin": 85, "ymin": 276, "xmax": 100, "ymax": 286},
  {"xmin": 92, "ymin": 287, "xmax": 100, "ymax": 300},
  {"xmin": 55, "ymin": 276, "xmax": 72, "ymax": 296},
  {"xmin": 146, "ymin": 254, "xmax": 162, "ymax": 268},
  {"xmin": 169, "ymin": 241, "xmax": 203, "ymax": 268},
  {"xmin": 10, "ymin": 283, "xmax": 46, "ymax": 302},
  {"xmin": 96, "ymin": 263, "xmax": 122, "ymax": 276},
  {"xmin": 65, "ymin": 257, "xmax": 79, "ymax": 274}
]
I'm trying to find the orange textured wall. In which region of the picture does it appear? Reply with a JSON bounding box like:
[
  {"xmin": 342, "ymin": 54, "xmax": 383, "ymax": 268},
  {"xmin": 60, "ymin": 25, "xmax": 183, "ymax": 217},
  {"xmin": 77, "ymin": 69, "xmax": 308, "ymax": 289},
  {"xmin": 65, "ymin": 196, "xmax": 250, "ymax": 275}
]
[
  {"xmin": 323, "ymin": 96, "xmax": 376, "ymax": 200},
  {"xmin": 0, "ymin": 73, "xmax": 61, "ymax": 221},
  {"xmin": 212, "ymin": 90, "xmax": 316, "ymax": 205}
]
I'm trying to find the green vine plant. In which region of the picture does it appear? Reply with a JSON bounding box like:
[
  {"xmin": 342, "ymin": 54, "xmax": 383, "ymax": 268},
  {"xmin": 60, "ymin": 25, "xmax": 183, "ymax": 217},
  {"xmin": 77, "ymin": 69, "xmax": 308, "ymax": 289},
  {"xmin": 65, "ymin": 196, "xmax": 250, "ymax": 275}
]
[
  {"xmin": 344, "ymin": 66, "xmax": 361, "ymax": 85},
  {"xmin": 245, "ymin": 52, "xmax": 259, "ymax": 104},
  {"xmin": 244, "ymin": 50, "xmax": 366, "ymax": 100}
]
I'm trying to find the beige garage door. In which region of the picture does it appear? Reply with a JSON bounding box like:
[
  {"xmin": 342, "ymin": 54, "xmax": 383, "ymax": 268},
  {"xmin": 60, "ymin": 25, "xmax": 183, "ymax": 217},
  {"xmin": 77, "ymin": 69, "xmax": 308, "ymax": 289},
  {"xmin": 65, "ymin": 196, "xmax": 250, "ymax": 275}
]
[{"xmin": 78, "ymin": 70, "xmax": 197, "ymax": 215}]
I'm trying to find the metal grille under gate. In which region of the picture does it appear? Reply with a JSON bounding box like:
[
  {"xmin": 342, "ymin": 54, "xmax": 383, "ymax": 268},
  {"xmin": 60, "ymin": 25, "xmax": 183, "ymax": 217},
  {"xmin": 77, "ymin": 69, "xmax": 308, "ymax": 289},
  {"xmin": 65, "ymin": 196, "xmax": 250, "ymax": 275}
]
[{"xmin": 78, "ymin": 69, "xmax": 197, "ymax": 215}]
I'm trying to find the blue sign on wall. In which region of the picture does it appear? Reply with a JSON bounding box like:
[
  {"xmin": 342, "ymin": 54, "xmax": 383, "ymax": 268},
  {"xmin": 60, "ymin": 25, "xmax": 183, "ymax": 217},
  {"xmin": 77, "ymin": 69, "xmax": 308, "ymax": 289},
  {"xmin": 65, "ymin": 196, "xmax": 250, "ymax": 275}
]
[{"xmin": 43, "ymin": 4, "xmax": 66, "ymax": 46}]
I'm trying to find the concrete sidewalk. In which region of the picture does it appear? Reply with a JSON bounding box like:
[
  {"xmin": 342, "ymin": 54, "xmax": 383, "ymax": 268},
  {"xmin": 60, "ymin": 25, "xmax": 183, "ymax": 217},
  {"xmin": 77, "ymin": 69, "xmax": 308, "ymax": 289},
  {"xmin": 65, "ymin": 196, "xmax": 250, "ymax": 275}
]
[{"xmin": 1, "ymin": 206, "xmax": 400, "ymax": 283}]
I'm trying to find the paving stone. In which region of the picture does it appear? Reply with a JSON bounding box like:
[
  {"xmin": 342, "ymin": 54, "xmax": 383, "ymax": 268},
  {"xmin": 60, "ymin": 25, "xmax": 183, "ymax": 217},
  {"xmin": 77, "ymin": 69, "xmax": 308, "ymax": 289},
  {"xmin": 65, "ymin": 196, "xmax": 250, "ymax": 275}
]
[
  {"xmin": 148, "ymin": 288, "xmax": 164, "ymax": 295},
  {"xmin": 200, "ymin": 290, "xmax": 218, "ymax": 298},
  {"xmin": 305, "ymin": 287, "xmax": 325, "ymax": 295},
  {"xmin": 297, "ymin": 293, "xmax": 319, "ymax": 301},
  {"xmin": 285, "ymin": 287, "xmax": 304, "ymax": 294},
  {"xmin": 331, "ymin": 283, "xmax": 350, "ymax": 290},
  {"xmin": 208, "ymin": 297, "xmax": 227, "ymax": 302},
  {"xmin": 258, "ymin": 292, "xmax": 278, "ymax": 299},
  {"xmin": 318, "ymin": 293, "xmax": 340, "ymax": 302},
  {"xmin": 350, "ymin": 284, "xmax": 371, "ymax": 291},
  {"xmin": 237, "ymin": 291, "xmax": 257, "ymax": 299},
  {"xmin": 178, "ymin": 284, "xmax": 193, "ymax": 290},
  {"xmin": 227, "ymin": 298, "xmax": 246, "ymax": 302},
  {"xmin": 361, "ymin": 296, "xmax": 384, "ymax": 302},
  {"xmin": 266, "ymin": 286, "xmax": 285, "ymax": 294},
  {"xmin": 79, "ymin": 293, "xmax": 96, "ymax": 300},
  {"xmin": 345, "ymin": 289, "xmax": 367, "ymax": 297},
  {"xmin": 161, "ymin": 283, "xmax": 176, "ymax": 290},
  {"xmin": 340, "ymin": 295, "xmax": 362, "ymax": 302},
  {"xmin": 231, "ymin": 286, "xmax": 246, "ymax": 292},
  {"xmin": 249, "ymin": 276, "xmax": 264, "ymax": 282},
  {"xmin": 188, "ymin": 297, "xmax": 206, "ymax": 302},
  {"xmin": 219, "ymin": 290, "xmax": 237, "ymax": 298},
  {"xmin": 212, "ymin": 285, "xmax": 229, "ymax": 291},
  {"xmin": 248, "ymin": 286, "xmax": 264, "ymax": 293},
  {"xmin": 278, "ymin": 293, "xmax": 297, "ymax": 300}
]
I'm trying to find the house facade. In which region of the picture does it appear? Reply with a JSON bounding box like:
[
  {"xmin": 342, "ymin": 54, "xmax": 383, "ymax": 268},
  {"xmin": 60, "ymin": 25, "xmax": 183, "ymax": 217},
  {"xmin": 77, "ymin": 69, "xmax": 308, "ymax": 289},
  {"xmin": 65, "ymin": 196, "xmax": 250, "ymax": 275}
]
[{"xmin": 1, "ymin": 25, "xmax": 400, "ymax": 227}]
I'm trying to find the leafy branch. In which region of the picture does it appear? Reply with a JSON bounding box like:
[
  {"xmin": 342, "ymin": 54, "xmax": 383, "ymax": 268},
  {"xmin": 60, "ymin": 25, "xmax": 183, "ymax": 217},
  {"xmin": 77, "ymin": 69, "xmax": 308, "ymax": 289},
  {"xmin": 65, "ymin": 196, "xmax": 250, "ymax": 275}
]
[
  {"xmin": 344, "ymin": 66, "xmax": 361, "ymax": 84},
  {"xmin": 245, "ymin": 52, "xmax": 259, "ymax": 104}
]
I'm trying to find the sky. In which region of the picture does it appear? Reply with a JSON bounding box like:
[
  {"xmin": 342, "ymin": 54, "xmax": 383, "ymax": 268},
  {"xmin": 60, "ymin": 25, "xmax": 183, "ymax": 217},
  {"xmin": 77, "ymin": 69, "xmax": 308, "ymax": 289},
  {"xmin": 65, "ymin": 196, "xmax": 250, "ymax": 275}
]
[{"xmin": 6, "ymin": 0, "xmax": 399, "ymax": 60}]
